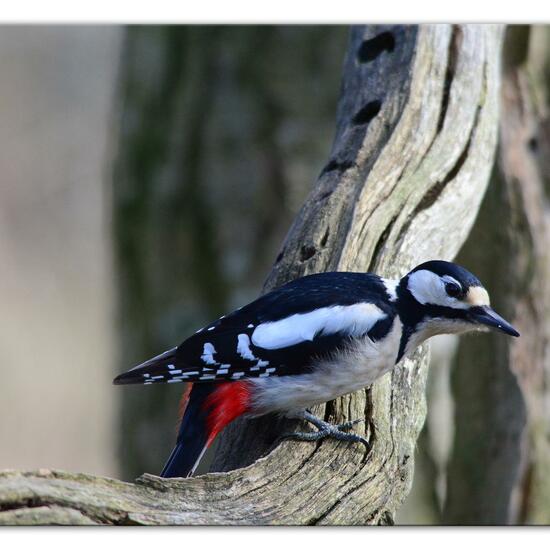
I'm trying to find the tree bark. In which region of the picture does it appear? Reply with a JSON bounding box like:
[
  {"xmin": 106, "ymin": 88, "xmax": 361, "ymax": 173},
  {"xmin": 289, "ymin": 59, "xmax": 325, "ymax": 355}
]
[
  {"xmin": 0, "ymin": 24, "xmax": 503, "ymax": 525},
  {"xmin": 444, "ymin": 25, "xmax": 550, "ymax": 525}
]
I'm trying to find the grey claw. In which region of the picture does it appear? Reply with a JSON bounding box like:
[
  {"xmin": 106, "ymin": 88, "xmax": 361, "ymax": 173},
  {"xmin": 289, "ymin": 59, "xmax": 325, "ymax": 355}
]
[
  {"xmin": 278, "ymin": 412, "xmax": 371, "ymax": 453},
  {"xmin": 336, "ymin": 418, "xmax": 364, "ymax": 431}
]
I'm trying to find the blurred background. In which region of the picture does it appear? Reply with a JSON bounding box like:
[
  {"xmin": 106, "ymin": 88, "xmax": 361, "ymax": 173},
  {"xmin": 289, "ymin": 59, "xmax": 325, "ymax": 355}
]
[
  {"xmin": 0, "ymin": 25, "xmax": 548, "ymax": 525},
  {"xmin": 0, "ymin": 27, "xmax": 119, "ymax": 476}
]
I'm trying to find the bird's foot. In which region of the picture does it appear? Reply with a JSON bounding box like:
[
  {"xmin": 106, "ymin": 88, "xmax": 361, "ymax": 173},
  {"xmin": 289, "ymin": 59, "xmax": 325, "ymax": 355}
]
[{"xmin": 278, "ymin": 410, "xmax": 370, "ymax": 451}]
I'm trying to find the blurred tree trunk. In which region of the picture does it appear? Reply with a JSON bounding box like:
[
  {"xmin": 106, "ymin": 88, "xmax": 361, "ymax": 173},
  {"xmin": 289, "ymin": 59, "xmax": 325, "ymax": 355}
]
[
  {"xmin": 444, "ymin": 25, "xmax": 550, "ymax": 525},
  {"xmin": 112, "ymin": 26, "xmax": 347, "ymax": 479}
]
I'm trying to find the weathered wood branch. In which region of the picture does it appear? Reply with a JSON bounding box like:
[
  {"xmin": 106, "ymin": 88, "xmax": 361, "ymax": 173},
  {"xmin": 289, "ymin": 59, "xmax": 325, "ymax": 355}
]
[{"xmin": 0, "ymin": 24, "xmax": 503, "ymax": 525}]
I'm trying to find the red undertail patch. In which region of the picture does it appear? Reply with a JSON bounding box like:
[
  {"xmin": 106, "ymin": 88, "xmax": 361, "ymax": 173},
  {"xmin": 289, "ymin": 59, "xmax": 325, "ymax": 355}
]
[{"xmin": 203, "ymin": 381, "xmax": 251, "ymax": 446}]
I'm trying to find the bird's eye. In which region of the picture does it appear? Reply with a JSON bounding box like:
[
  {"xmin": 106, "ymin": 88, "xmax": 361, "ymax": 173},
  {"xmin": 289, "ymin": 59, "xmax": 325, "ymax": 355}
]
[{"xmin": 445, "ymin": 282, "xmax": 462, "ymax": 298}]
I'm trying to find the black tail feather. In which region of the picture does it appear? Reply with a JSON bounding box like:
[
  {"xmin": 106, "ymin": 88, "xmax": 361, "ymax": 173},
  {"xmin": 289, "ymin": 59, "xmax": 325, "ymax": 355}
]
[
  {"xmin": 113, "ymin": 348, "xmax": 178, "ymax": 385},
  {"xmin": 160, "ymin": 383, "xmax": 216, "ymax": 478}
]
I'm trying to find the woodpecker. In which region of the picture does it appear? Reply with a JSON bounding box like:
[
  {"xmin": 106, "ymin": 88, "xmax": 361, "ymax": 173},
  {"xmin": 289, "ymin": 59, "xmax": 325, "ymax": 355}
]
[{"xmin": 114, "ymin": 260, "xmax": 519, "ymax": 478}]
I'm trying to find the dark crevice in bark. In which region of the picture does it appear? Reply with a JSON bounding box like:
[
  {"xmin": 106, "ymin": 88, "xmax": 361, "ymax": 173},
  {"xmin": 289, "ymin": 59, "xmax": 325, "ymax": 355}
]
[
  {"xmin": 365, "ymin": 389, "xmax": 377, "ymax": 447},
  {"xmin": 308, "ymin": 438, "xmax": 378, "ymax": 525},
  {"xmin": 371, "ymin": 216, "xmax": 398, "ymax": 265},
  {"xmin": 320, "ymin": 159, "xmax": 354, "ymax": 176},
  {"xmin": 312, "ymin": 478, "xmax": 366, "ymax": 524},
  {"xmin": 421, "ymin": 104, "xmax": 481, "ymax": 212},
  {"xmin": 326, "ymin": 451, "xmax": 393, "ymax": 525},
  {"xmin": 0, "ymin": 498, "xmax": 119, "ymax": 525},
  {"xmin": 0, "ymin": 498, "xmax": 46, "ymax": 512},
  {"xmin": 323, "ymin": 400, "xmax": 337, "ymax": 423},
  {"xmin": 422, "ymin": 25, "xmax": 461, "ymax": 162},
  {"xmin": 320, "ymin": 227, "xmax": 330, "ymax": 248},
  {"xmin": 437, "ymin": 26, "xmax": 461, "ymax": 134}
]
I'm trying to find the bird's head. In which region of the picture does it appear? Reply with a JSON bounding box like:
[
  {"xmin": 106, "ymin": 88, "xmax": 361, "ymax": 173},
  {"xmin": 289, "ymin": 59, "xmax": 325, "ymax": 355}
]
[{"xmin": 398, "ymin": 260, "xmax": 519, "ymax": 339}]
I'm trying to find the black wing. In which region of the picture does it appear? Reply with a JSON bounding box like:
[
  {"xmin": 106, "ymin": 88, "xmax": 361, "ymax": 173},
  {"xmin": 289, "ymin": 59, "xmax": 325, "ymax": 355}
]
[{"xmin": 113, "ymin": 272, "xmax": 396, "ymax": 386}]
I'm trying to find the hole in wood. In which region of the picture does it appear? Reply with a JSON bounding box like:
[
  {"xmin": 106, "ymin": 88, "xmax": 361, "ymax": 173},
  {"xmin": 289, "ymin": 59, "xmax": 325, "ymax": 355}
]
[
  {"xmin": 357, "ymin": 32, "xmax": 395, "ymax": 62},
  {"xmin": 320, "ymin": 159, "xmax": 353, "ymax": 175},
  {"xmin": 299, "ymin": 245, "xmax": 317, "ymax": 262},
  {"xmin": 352, "ymin": 100, "xmax": 381, "ymax": 126}
]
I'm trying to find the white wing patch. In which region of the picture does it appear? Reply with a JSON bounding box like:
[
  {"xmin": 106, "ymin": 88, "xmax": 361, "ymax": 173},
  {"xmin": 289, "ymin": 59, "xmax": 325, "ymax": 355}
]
[
  {"xmin": 381, "ymin": 278, "xmax": 399, "ymax": 302},
  {"xmin": 201, "ymin": 343, "xmax": 218, "ymax": 365},
  {"xmin": 237, "ymin": 333, "xmax": 257, "ymax": 360},
  {"xmin": 251, "ymin": 303, "xmax": 386, "ymax": 350}
]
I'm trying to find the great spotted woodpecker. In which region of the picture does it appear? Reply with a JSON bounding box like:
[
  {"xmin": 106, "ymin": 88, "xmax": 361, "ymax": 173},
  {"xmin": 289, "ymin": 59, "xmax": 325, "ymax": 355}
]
[{"xmin": 114, "ymin": 260, "xmax": 519, "ymax": 478}]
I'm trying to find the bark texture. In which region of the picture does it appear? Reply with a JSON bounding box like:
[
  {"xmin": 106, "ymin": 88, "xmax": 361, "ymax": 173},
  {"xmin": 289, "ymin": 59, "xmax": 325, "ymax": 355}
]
[
  {"xmin": 444, "ymin": 25, "xmax": 550, "ymax": 525},
  {"xmin": 0, "ymin": 24, "xmax": 503, "ymax": 525}
]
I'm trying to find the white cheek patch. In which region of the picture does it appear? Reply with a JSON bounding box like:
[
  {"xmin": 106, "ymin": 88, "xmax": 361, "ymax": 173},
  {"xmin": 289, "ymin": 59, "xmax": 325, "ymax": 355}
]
[
  {"xmin": 408, "ymin": 270, "xmax": 447, "ymax": 305},
  {"xmin": 251, "ymin": 303, "xmax": 386, "ymax": 350},
  {"xmin": 408, "ymin": 270, "xmax": 469, "ymax": 309},
  {"xmin": 466, "ymin": 286, "xmax": 490, "ymax": 306}
]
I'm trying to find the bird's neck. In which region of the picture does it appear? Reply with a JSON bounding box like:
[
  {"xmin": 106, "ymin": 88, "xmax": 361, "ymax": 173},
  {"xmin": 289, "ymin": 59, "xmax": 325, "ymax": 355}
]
[
  {"xmin": 395, "ymin": 276, "xmax": 435, "ymax": 362},
  {"xmin": 396, "ymin": 276, "xmax": 424, "ymax": 327}
]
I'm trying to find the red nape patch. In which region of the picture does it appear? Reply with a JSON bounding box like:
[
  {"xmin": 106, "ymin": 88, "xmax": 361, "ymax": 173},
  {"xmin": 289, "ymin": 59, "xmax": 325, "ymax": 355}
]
[{"xmin": 203, "ymin": 382, "xmax": 251, "ymax": 446}]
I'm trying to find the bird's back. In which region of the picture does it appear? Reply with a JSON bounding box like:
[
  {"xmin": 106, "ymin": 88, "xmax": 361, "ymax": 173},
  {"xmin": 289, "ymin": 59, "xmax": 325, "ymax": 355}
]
[{"xmin": 114, "ymin": 272, "xmax": 399, "ymax": 387}]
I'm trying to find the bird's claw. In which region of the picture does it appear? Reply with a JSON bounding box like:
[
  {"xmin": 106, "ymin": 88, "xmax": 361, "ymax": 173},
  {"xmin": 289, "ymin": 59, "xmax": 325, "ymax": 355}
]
[
  {"xmin": 278, "ymin": 411, "xmax": 371, "ymax": 452},
  {"xmin": 336, "ymin": 418, "xmax": 364, "ymax": 431}
]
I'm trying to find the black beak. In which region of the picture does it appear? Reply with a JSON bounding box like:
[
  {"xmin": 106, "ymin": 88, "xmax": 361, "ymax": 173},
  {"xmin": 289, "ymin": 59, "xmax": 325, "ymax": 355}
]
[{"xmin": 469, "ymin": 306, "xmax": 520, "ymax": 337}]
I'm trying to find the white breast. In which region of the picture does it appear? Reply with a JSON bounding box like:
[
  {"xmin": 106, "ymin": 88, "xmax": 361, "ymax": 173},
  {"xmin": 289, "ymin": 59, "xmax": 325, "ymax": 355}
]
[{"xmin": 249, "ymin": 316, "xmax": 403, "ymax": 415}]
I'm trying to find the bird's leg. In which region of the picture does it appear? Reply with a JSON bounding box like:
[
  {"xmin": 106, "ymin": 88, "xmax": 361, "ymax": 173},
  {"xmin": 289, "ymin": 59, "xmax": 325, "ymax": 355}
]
[
  {"xmin": 278, "ymin": 410, "xmax": 370, "ymax": 451},
  {"xmin": 302, "ymin": 410, "xmax": 363, "ymax": 432}
]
